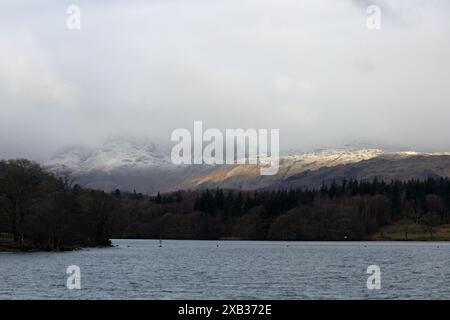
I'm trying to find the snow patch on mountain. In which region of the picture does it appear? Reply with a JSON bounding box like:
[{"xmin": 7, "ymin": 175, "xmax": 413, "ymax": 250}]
[{"xmin": 45, "ymin": 136, "xmax": 176, "ymax": 174}]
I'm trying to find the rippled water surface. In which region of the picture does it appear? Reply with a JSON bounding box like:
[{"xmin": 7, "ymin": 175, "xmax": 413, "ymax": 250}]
[{"xmin": 1, "ymin": 240, "xmax": 450, "ymax": 299}]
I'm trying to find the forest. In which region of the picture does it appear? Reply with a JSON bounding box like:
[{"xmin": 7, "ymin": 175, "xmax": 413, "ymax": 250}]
[
  {"xmin": 0, "ymin": 159, "xmax": 112, "ymax": 250},
  {"xmin": 1, "ymin": 159, "xmax": 450, "ymax": 250}
]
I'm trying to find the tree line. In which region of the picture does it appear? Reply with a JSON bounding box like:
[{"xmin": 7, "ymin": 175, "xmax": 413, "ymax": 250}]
[
  {"xmin": 0, "ymin": 159, "xmax": 113, "ymax": 250},
  {"xmin": 114, "ymin": 177, "xmax": 450, "ymax": 240},
  {"xmin": 2, "ymin": 159, "xmax": 450, "ymax": 250}
]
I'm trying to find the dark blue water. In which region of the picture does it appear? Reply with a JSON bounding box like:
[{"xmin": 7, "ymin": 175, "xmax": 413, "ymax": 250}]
[{"xmin": 1, "ymin": 240, "xmax": 449, "ymax": 299}]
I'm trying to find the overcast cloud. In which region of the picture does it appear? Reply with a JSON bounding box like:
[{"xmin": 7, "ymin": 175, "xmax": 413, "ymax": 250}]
[{"xmin": 1, "ymin": 0, "xmax": 450, "ymax": 160}]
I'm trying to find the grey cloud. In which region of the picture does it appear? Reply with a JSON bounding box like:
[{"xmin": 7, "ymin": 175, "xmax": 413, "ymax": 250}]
[{"xmin": 0, "ymin": 0, "xmax": 449, "ymax": 160}]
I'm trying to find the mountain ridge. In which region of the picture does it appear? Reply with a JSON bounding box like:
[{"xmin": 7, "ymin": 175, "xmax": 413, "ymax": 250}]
[{"xmin": 44, "ymin": 137, "xmax": 450, "ymax": 194}]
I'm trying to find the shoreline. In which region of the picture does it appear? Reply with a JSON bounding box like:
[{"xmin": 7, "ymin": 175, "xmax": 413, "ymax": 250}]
[
  {"xmin": 0, "ymin": 243, "xmax": 113, "ymax": 253},
  {"xmin": 3, "ymin": 231, "xmax": 450, "ymax": 252},
  {"xmin": 111, "ymin": 238, "xmax": 450, "ymax": 242}
]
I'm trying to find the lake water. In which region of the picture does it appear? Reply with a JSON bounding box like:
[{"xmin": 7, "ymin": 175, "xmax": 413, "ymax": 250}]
[{"xmin": 1, "ymin": 239, "xmax": 450, "ymax": 299}]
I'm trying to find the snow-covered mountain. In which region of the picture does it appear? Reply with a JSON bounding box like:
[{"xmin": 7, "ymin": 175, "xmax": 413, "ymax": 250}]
[
  {"xmin": 44, "ymin": 136, "xmax": 192, "ymax": 195},
  {"xmin": 46, "ymin": 136, "xmax": 175, "ymax": 174},
  {"xmin": 177, "ymin": 148, "xmax": 387, "ymax": 191},
  {"xmin": 44, "ymin": 137, "xmax": 450, "ymax": 194}
]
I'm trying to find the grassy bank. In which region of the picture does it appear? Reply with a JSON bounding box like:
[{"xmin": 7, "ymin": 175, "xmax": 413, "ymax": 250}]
[{"xmin": 369, "ymin": 222, "xmax": 450, "ymax": 241}]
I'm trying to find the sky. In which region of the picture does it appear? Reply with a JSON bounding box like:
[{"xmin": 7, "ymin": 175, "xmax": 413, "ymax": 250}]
[{"xmin": 0, "ymin": 0, "xmax": 450, "ymax": 160}]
